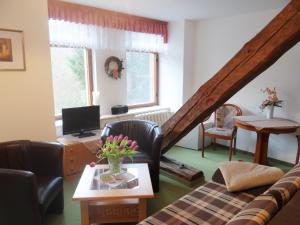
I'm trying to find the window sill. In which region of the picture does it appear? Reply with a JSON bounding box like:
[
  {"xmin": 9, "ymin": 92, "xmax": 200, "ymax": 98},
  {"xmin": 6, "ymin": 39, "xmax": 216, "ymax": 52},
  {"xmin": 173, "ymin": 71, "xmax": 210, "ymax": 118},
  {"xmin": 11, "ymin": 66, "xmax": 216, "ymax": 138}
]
[
  {"xmin": 55, "ymin": 105, "xmax": 170, "ymax": 137},
  {"xmin": 100, "ymin": 105, "xmax": 169, "ymax": 119}
]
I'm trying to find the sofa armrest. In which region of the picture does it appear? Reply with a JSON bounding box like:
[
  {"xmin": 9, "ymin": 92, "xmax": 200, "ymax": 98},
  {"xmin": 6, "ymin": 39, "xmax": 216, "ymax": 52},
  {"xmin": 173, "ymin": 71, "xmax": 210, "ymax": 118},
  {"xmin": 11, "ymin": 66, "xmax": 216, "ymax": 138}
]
[
  {"xmin": 151, "ymin": 126, "xmax": 163, "ymax": 163},
  {"xmin": 28, "ymin": 141, "xmax": 63, "ymax": 177},
  {"xmin": 101, "ymin": 125, "xmax": 111, "ymax": 142},
  {"xmin": 0, "ymin": 169, "xmax": 41, "ymax": 225},
  {"xmin": 268, "ymin": 191, "xmax": 300, "ymax": 225}
]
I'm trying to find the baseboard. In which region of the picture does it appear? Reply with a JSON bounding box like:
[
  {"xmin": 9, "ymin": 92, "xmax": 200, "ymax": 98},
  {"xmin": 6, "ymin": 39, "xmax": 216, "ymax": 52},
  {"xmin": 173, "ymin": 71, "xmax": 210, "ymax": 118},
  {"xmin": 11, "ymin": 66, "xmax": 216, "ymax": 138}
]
[
  {"xmin": 213, "ymin": 143, "xmax": 294, "ymax": 167},
  {"xmin": 174, "ymin": 145, "xmax": 200, "ymax": 151}
]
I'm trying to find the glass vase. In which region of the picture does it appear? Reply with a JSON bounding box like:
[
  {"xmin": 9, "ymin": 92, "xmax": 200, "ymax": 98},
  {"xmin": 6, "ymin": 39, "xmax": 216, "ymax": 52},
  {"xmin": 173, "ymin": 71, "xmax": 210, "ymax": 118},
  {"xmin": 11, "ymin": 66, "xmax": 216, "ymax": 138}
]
[
  {"xmin": 108, "ymin": 157, "xmax": 122, "ymax": 175},
  {"xmin": 266, "ymin": 105, "xmax": 274, "ymax": 119}
]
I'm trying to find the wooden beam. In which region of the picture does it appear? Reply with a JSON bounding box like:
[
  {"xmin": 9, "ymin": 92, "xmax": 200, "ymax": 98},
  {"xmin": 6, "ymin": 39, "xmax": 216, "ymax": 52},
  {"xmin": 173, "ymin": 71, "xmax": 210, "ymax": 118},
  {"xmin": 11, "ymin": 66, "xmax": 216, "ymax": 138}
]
[
  {"xmin": 160, "ymin": 156, "xmax": 204, "ymax": 183},
  {"xmin": 161, "ymin": 0, "xmax": 300, "ymax": 154}
]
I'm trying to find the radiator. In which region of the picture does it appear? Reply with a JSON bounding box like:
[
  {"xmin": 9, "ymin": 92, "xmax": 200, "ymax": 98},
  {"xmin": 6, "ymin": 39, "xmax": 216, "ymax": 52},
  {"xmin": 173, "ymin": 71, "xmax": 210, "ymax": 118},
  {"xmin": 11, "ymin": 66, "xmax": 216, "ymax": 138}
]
[
  {"xmin": 134, "ymin": 109, "xmax": 172, "ymax": 126},
  {"xmin": 135, "ymin": 109, "xmax": 212, "ymax": 150}
]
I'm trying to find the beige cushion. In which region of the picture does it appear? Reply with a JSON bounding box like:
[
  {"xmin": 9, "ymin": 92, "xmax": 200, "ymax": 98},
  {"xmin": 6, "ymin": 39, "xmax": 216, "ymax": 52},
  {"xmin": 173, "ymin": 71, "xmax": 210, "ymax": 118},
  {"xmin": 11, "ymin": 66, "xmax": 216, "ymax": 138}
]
[
  {"xmin": 219, "ymin": 161, "xmax": 284, "ymax": 192},
  {"xmin": 205, "ymin": 127, "xmax": 233, "ymax": 137}
]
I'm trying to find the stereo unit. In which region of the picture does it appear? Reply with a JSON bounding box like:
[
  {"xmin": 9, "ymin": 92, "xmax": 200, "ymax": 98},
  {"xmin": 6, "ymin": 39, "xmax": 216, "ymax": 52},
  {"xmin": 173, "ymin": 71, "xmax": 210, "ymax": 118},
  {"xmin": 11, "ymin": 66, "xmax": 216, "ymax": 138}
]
[{"xmin": 111, "ymin": 105, "xmax": 128, "ymax": 115}]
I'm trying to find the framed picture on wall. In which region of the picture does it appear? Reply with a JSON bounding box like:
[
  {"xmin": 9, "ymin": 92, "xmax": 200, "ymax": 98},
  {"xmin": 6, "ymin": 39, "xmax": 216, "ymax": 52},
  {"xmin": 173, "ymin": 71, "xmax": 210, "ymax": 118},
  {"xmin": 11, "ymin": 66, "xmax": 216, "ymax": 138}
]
[{"xmin": 0, "ymin": 28, "xmax": 26, "ymax": 71}]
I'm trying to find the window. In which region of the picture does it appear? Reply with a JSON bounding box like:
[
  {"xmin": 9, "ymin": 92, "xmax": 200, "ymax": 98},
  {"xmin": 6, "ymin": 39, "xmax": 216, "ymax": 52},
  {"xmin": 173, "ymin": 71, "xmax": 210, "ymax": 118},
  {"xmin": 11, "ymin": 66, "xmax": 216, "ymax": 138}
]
[
  {"xmin": 126, "ymin": 51, "xmax": 158, "ymax": 107},
  {"xmin": 50, "ymin": 47, "xmax": 93, "ymax": 118}
]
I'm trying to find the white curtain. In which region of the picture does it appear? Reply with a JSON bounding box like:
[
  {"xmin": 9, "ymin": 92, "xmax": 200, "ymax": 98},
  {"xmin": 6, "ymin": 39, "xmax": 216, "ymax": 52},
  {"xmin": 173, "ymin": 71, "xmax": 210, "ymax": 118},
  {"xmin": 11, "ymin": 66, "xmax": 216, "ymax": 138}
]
[{"xmin": 48, "ymin": 19, "xmax": 166, "ymax": 52}]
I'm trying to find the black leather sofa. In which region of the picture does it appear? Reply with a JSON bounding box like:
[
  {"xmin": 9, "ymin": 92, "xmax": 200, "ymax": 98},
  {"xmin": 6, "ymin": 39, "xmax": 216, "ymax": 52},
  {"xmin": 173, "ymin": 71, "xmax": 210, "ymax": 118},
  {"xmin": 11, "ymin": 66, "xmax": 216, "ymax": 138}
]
[
  {"xmin": 0, "ymin": 140, "xmax": 64, "ymax": 225},
  {"xmin": 101, "ymin": 120, "xmax": 163, "ymax": 192}
]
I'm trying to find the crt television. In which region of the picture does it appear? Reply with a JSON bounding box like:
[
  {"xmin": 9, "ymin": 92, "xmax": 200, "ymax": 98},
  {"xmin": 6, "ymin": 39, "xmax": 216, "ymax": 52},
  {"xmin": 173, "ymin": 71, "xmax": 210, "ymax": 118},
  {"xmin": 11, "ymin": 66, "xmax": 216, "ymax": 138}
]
[{"xmin": 62, "ymin": 105, "xmax": 100, "ymax": 138}]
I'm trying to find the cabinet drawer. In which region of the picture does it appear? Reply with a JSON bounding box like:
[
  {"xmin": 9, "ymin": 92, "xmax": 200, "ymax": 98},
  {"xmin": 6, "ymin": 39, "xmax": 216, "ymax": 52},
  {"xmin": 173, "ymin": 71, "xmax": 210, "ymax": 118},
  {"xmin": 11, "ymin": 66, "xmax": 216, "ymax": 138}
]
[
  {"xmin": 66, "ymin": 166, "xmax": 80, "ymax": 174},
  {"xmin": 63, "ymin": 143, "xmax": 96, "ymax": 178}
]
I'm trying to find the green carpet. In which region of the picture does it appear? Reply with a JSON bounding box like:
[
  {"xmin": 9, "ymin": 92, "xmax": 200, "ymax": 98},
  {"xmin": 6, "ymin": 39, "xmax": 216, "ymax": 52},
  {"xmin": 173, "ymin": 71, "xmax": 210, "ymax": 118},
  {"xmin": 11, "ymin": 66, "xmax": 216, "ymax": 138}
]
[{"xmin": 45, "ymin": 146, "xmax": 292, "ymax": 225}]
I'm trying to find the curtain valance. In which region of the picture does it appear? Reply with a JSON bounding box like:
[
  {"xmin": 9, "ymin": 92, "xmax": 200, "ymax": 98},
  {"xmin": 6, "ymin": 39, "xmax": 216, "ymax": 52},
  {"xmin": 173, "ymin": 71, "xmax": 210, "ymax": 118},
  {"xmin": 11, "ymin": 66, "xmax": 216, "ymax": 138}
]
[
  {"xmin": 48, "ymin": 0, "xmax": 168, "ymax": 43},
  {"xmin": 49, "ymin": 19, "xmax": 166, "ymax": 52}
]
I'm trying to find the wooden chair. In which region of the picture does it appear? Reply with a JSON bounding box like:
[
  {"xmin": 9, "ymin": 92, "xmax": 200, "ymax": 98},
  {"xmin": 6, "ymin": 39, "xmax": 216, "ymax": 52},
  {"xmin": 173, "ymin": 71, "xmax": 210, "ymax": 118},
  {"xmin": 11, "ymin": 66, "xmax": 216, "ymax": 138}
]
[{"xmin": 201, "ymin": 103, "xmax": 242, "ymax": 161}]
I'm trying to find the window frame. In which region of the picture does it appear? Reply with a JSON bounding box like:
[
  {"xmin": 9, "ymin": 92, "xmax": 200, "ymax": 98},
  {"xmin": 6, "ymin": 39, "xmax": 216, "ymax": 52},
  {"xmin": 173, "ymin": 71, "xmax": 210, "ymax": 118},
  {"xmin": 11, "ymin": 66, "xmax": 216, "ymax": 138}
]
[
  {"xmin": 50, "ymin": 46, "xmax": 94, "ymax": 120},
  {"xmin": 126, "ymin": 51, "xmax": 159, "ymax": 109}
]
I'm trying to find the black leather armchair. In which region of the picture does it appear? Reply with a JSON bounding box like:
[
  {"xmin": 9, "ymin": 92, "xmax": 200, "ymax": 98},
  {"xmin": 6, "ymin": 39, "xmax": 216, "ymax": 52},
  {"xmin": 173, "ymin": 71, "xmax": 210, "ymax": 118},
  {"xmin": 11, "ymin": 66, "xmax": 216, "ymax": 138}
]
[
  {"xmin": 0, "ymin": 140, "xmax": 64, "ymax": 225},
  {"xmin": 101, "ymin": 120, "xmax": 163, "ymax": 192}
]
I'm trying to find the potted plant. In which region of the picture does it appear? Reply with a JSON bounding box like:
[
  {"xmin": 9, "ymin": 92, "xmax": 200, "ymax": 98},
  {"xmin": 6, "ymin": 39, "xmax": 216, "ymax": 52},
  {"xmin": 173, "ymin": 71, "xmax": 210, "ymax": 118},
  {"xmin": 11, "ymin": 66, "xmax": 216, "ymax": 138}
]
[
  {"xmin": 90, "ymin": 134, "xmax": 139, "ymax": 175},
  {"xmin": 260, "ymin": 87, "xmax": 283, "ymax": 119}
]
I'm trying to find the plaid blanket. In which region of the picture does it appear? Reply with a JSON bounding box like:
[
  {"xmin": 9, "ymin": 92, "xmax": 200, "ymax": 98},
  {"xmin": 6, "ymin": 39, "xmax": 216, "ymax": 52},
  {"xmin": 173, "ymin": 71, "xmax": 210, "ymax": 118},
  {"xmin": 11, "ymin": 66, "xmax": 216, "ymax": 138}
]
[
  {"xmin": 139, "ymin": 182, "xmax": 254, "ymax": 225},
  {"xmin": 266, "ymin": 163, "xmax": 300, "ymax": 208},
  {"xmin": 226, "ymin": 194, "xmax": 278, "ymax": 225},
  {"xmin": 226, "ymin": 164, "xmax": 300, "ymax": 225}
]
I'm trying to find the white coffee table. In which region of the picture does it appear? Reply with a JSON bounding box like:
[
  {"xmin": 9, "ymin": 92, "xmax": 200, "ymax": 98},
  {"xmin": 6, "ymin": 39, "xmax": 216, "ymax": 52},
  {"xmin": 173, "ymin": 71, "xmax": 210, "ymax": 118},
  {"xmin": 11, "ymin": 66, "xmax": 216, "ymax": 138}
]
[{"xmin": 73, "ymin": 163, "xmax": 154, "ymax": 225}]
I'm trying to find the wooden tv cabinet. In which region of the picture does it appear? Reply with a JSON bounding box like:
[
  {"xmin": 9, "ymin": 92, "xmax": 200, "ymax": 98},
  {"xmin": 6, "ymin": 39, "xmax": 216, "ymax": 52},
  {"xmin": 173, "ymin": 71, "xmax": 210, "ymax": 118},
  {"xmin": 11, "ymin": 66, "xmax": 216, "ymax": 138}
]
[{"xmin": 57, "ymin": 131, "xmax": 101, "ymax": 180}]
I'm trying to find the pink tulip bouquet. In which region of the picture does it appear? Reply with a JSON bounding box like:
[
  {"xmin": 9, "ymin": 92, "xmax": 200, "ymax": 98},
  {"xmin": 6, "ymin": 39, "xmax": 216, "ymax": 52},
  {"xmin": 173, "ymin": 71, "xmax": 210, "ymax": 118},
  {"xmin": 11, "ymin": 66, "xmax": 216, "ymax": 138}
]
[{"xmin": 95, "ymin": 134, "xmax": 139, "ymax": 163}]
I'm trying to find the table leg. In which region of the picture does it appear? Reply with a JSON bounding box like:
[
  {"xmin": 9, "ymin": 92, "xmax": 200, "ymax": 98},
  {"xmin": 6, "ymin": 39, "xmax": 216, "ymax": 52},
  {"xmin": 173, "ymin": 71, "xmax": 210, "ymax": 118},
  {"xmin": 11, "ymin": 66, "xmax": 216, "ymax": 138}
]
[
  {"xmin": 296, "ymin": 135, "xmax": 300, "ymax": 165},
  {"xmin": 80, "ymin": 201, "xmax": 90, "ymax": 225},
  {"xmin": 254, "ymin": 132, "xmax": 270, "ymax": 165},
  {"xmin": 138, "ymin": 198, "xmax": 147, "ymax": 221}
]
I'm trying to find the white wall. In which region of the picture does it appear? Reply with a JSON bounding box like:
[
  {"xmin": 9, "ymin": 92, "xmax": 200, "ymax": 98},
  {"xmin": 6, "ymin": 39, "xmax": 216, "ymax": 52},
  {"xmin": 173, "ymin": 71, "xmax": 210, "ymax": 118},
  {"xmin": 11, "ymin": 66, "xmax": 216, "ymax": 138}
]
[
  {"xmin": 159, "ymin": 20, "xmax": 210, "ymax": 150},
  {"xmin": 193, "ymin": 9, "xmax": 300, "ymax": 163},
  {"xmin": 0, "ymin": 0, "xmax": 56, "ymax": 141},
  {"xmin": 159, "ymin": 21, "xmax": 185, "ymax": 112},
  {"xmin": 159, "ymin": 20, "xmax": 199, "ymax": 111},
  {"xmin": 183, "ymin": 20, "xmax": 197, "ymax": 102},
  {"xmin": 176, "ymin": 20, "xmax": 205, "ymax": 150},
  {"xmin": 92, "ymin": 20, "xmax": 195, "ymax": 118},
  {"xmin": 91, "ymin": 22, "xmax": 187, "ymax": 116},
  {"xmin": 93, "ymin": 50, "xmax": 127, "ymax": 115}
]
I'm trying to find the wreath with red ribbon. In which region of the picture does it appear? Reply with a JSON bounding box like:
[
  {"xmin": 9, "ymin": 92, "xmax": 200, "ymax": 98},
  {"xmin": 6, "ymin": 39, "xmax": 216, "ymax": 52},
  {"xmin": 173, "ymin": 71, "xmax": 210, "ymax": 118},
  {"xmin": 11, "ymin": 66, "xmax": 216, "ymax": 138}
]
[{"xmin": 104, "ymin": 56, "xmax": 124, "ymax": 79}]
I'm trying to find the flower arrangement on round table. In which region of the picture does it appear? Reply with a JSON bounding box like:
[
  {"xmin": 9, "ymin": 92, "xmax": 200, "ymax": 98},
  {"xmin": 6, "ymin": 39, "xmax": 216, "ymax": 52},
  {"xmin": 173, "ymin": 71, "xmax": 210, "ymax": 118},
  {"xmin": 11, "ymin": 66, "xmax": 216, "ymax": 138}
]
[
  {"xmin": 260, "ymin": 87, "xmax": 283, "ymax": 118},
  {"xmin": 90, "ymin": 134, "xmax": 139, "ymax": 175}
]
